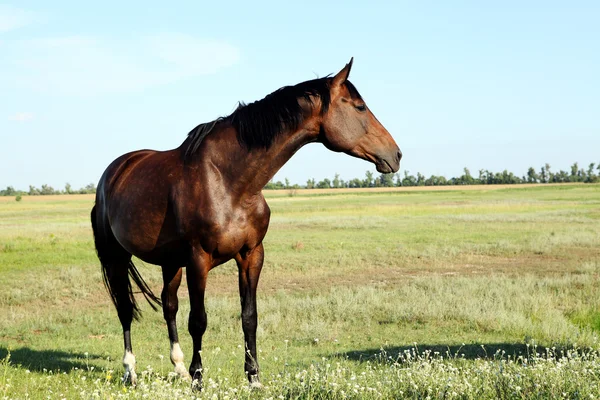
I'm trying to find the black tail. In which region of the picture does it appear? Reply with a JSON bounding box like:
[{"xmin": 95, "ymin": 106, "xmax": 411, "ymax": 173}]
[{"xmin": 91, "ymin": 205, "xmax": 161, "ymax": 320}]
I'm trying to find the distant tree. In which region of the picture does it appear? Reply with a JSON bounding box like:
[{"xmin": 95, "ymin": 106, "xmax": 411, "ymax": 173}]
[
  {"xmin": 306, "ymin": 178, "xmax": 315, "ymax": 189},
  {"xmin": 364, "ymin": 171, "xmax": 374, "ymax": 188},
  {"xmin": 394, "ymin": 173, "xmax": 403, "ymax": 187},
  {"xmin": 545, "ymin": 163, "xmax": 552, "ymax": 182},
  {"xmin": 316, "ymin": 178, "xmax": 331, "ymax": 189},
  {"xmin": 284, "ymin": 178, "xmax": 290, "ymax": 189},
  {"xmin": 527, "ymin": 167, "xmax": 539, "ymax": 183},
  {"xmin": 1, "ymin": 186, "xmax": 16, "ymax": 196},
  {"xmin": 29, "ymin": 185, "xmax": 40, "ymax": 196},
  {"xmin": 539, "ymin": 166, "xmax": 547, "ymax": 183},
  {"xmin": 65, "ymin": 183, "xmax": 73, "ymax": 194},
  {"xmin": 570, "ymin": 163, "xmax": 580, "ymax": 182},
  {"xmin": 587, "ymin": 163, "xmax": 597, "ymax": 183},
  {"xmin": 379, "ymin": 173, "xmax": 395, "ymax": 187},
  {"xmin": 556, "ymin": 170, "xmax": 570, "ymax": 183},
  {"xmin": 402, "ymin": 171, "xmax": 417, "ymax": 186},
  {"xmin": 478, "ymin": 169, "xmax": 486, "ymax": 182},
  {"xmin": 348, "ymin": 178, "xmax": 363, "ymax": 188},
  {"xmin": 332, "ymin": 173, "xmax": 341, "ymax": 188},
  {"xmin": 40, "ymin": 184, "xmax": 56, "ymax": 195},
  {"xmin": 425, "ymin": 175, "xmax": 447, "ymax": 186},
  {"xmin": 458, "ymin": 168, "xmax": 475, "ymax": 185},
  {"xmin": 84, "ymin": 183, "xmax": 97, "ymax": 194}
]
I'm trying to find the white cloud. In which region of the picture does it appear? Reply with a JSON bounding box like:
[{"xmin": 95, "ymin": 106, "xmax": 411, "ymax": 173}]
[
  {"xmin": 0, "ymin": 5, "xmax": 35, "ymax": 32},
  {"xmin": 8, "ymin": 112, "xmax": 34, "ymax": 122},
  {"xmin": 0, "ymin": 33, "xmax": 241, "ymax": 95}
]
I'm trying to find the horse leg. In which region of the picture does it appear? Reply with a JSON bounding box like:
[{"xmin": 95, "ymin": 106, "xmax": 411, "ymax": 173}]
[
  {"xmin": 161, "ymin": 266, "xmax": 189, "ymax": 379},
  {"xmin": 104, "ymin": 258, "xmax": 138, "ymax": 385},
  {"xmin": 186, "ymin": 249, "xmax": 210, "ymax": 389},
  {"xmin": 235, "ymin": 243, "xmax": 264, "ymax": 387}
]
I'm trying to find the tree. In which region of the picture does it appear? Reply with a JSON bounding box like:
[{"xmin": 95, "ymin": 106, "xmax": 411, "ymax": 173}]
[
  {"xmin": 29, "ymin": 185, "xmax": 40, "ymax": 195},
  {"xmin": 379, "ymin": 173, "xmax": 395, "ymax": 187},
  {"xmin": 284, "ymin": 178, "xmax": 290, "ymax": 189},
  {"xmin": 570, "ymin": 163, "xmax": 580, "ymax": 182},
  {"xmin": 527, "ymin": 167, "xmax": 539, "ymax": 183},
  {"xmin": 85, "ymin": 183, "xmax": 97, "ymax": 194},
  {"xmin": 332, "ymin": 173, "xmax": 341, "ymax": 188},
  {"xmin": 587, "ymin": 163, "xmax": 597, "ymax": 183},
  {"xmin": 545, "ymin": 163, "xmax": 552, "ymax": 183},
  {"xmin": 394, "ymin": 174, "xmax": 402, "ymax": 187},
  {"xmin": 539, "ymin": 166, "xmax": 547, "ymax": 183},
  {"xmin": 316, "ymin": 178, "xmax": 331, "ymax": 189},
  {"xmin": 363, "ymin": 171, "xmax": 374, "ymax": 188},
  {"xmin": 2, "ymin": 186, "xmax": 16, "ymax": 196},
  {"xmin": 306, "ymin": 178, "xmax": 315, "ymax": 189},
  {"xmin": 348, "ymin": 178, "xmax": 363, "ymax": 188},
  {"xmin": 458, "ymin": 168, "xmax": 475, "ymax": 185},
  {"xmin": 40, "ymin": 184, "xmax": 56, "ymax": 195},
  {"xmin": 402, "ymin": 171, "xmax": 417, "ymax": 186},
  {"xmin": 65, "ymin": 183, "xmax": 73, "ymax": 194}
]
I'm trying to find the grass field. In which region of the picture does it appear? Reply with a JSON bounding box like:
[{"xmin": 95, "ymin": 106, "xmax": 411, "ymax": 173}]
[{"xmin": 1, "ymin": 184, "xmax": 600, "ymax": 399}]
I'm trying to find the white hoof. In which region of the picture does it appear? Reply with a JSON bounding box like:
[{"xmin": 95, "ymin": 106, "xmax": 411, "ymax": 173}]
[
  {"xmin": 122, "ymin": 369, "xmax": 138, "ymax": 386},
  {"xmin": 122, "ymin": 351, "xmax": 137, "ymax": 386},
  {"xmin": 174, "ymin": 363, "xmax": 190, "ymax": 380},
  {"xmin": 250, "ymin": 381, "xmax": 263, "ymax": 389},
  {"xmin": 249, "ymin": 375, "xmax": 263, "ymax": 389},
  {"xmin": 170, "ymin": 342, "xmax": 190, "ymax": 379}
]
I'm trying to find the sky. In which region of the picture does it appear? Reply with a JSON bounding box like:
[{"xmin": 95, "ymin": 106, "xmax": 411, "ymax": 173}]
[{"xmin": 1, "ymin": 1, "xmax": 599, "ymax": 190}]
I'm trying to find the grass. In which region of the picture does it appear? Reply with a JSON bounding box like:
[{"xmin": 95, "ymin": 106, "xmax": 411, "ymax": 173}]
[{"xmin": 1, "ymin": 184, "xmax": 600, "ymax": 398}]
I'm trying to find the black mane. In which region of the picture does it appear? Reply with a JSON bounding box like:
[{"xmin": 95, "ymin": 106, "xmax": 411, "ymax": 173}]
[{"xmin": 184, "ymin": 77, "xmax": 332, "ymax": 160}]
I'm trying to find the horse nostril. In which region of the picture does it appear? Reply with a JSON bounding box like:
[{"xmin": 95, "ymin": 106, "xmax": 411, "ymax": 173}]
[{"xmin": 397, "ymin": 151, "xmax": 403, "ymax": 161}]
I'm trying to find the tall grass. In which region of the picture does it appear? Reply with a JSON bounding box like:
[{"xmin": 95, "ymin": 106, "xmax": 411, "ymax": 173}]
[{"xmin": 1, "ymin": 184, "xmax": 599, "ymax": 398}]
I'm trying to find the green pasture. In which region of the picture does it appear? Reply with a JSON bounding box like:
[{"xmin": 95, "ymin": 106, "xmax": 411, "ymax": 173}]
[{"xmin": 1, "ymin": 184, "xmax": 600, "ymax": 398}]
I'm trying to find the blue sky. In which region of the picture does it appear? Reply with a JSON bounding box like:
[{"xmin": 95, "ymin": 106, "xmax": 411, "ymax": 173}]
[{"xmin": 1, "ymin": 1, "xmax": 599, "ymax": 189}]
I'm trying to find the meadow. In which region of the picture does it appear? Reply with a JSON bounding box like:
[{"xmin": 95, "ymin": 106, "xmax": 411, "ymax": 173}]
[{"xmin": 1, "ymin": 184, "xmax": 600, "ymax": 399}]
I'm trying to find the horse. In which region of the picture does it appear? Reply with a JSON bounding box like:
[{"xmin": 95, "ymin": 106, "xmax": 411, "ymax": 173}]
[{"xmin": 91, "ymin": 58, "xmax": 401, "ymax": 388}]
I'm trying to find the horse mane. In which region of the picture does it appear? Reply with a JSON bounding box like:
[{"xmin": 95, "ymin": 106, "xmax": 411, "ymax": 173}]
[{"xmin": 183, "ymin": 77, "xmax": 332, "ymax": 160}]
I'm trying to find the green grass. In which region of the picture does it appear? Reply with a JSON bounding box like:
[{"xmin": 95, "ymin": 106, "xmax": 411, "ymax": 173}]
[{"xmin": 1, "ymin": 184, "xmax": 600, "ymax": 398}]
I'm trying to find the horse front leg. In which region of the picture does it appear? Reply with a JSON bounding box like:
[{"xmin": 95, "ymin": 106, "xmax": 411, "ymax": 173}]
[
  {"xmin": 235, "ymin": 243, "xmax": 264, "ymax": 387},
  {"xmin": 187, "ymin": 249, "xmax": 210, "ymax": 389},
  {"xmin": 161, "ymin": 266, "xmax": 189, "ymax": 379}
]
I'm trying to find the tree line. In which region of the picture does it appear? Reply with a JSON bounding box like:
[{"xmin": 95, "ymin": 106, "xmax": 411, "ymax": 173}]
[
  {"xmin": 0, "ymin": 183, "xmax": 97, "ymax": 196},
  {"xmin": 1, "ymin": 162, "xmax": 598, "ymax": 196},
  {"xmin": 264, "ymin": 161, "xmax": 600, "ymax": 189}
]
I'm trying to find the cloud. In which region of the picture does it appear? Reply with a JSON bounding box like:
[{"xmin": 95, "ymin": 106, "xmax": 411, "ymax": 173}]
[
  {"xmin": 0, "ymin": 5, "xmax": 35, "ymax": 32},
  {"xmin": 8, "ymin": 112, "xmax": 34, "ymax": 122},
  {"xmin": 0, "ymin": 33, "xmax": 240, "ymax": 95}
]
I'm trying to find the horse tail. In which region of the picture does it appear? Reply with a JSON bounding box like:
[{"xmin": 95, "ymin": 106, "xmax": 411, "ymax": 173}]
[{"xmin": 91, "ymin": 205, "xmax": 161, "ymax": 321}]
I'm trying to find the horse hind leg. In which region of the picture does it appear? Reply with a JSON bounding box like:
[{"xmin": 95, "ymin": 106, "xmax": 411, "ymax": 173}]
[
  {"xmin": 161, "ymin": 266, "xmax": 190, "ymax": 379},
  {"xmin": 92, "ymin": 207, "xmax": 140, "ymax": 385},
  {"xmin": 104, "ymin": 257, "xmax": 138, "ymax": 385}
]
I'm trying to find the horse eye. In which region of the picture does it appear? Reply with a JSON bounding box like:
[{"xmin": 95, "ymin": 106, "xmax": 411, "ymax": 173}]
[{"xmin": 355, "ymin": 104, "xmax": 366, "ymax": 112}]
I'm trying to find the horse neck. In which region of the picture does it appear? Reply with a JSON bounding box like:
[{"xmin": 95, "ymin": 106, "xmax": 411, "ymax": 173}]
[{"xmin": 204, "ymin": 117, "xmax": 320, "ymax": 198}]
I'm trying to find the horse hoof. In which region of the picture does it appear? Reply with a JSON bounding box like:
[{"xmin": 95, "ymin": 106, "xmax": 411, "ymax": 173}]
[
  {"xmin": 122, "ymin": 371, "xmax": 137, "ymax": 386},
  {"xmin": 191, "ymin": 378, "xmax": 203, "ymax": 392},
  {"xmin": 174, "ymin": 364, "xmax": 191, "ymax": 380},
  {"xmin": 250, "ymin": 381, "xmax": 263, "ymax": 389},
  {"xmin": 249, "ymin": 375, "xmax": 263, "ymax": 389}
]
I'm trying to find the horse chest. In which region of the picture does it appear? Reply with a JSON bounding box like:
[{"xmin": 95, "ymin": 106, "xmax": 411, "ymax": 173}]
[{"xmin": 200, "ymin": 205, "xmax": 270, "ymax": 259}]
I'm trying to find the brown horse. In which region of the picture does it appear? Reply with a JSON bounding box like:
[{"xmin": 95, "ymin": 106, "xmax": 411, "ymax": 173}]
[{"xmin": 91, "ymin": 58, "xmax": 401, "ymax": 388}]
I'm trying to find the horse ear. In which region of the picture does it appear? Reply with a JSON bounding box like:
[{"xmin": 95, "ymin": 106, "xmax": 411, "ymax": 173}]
[{"xmin": 331, "ymin": 57, "xmax": 354, "ymax": 87}]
